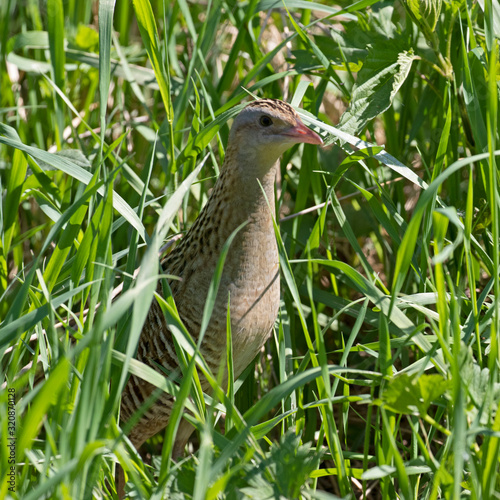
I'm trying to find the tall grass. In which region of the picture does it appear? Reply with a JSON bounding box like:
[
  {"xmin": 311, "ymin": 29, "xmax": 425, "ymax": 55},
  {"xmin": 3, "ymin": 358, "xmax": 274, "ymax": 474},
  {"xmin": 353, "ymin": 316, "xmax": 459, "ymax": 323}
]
[{"xmin": 1, "ymin": 0, "xmax": 499, "ymax": 498}]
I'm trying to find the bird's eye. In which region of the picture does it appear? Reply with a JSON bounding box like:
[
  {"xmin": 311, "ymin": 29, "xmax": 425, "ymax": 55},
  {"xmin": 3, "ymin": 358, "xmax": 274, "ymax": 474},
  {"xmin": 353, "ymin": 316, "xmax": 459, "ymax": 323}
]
[{"xmin": 259, "ymin": 115, "xmax": 273, "ymax": 127}]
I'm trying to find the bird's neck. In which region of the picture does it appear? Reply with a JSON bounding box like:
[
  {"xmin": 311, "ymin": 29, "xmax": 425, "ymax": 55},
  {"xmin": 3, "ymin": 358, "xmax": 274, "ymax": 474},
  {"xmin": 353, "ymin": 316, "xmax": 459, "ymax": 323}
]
[
  {"xmin": 215, "ymin": 154, "xmax": 278, "ymax": 226},
  {"xmin": 175, "ymin": 148, "xmax": 279, "ymax": 263},
  {"xmin": 218, "ymin": 141, "xmax": 279, "ymax": 211}
]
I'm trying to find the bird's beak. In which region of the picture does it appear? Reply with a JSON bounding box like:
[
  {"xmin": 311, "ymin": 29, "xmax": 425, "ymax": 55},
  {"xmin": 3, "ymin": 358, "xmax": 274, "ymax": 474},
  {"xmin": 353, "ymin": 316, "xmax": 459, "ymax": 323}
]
[{"xmin": 284, "ymin": 119, "xmax": 323, "ymax": 146}]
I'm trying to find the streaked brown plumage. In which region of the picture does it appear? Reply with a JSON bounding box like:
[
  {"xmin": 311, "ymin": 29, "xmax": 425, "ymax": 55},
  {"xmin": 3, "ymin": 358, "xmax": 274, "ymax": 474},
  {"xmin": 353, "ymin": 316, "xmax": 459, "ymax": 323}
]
[{"xmin": 118, "ymin": 99, "xmax": 322, "ymax": 493}]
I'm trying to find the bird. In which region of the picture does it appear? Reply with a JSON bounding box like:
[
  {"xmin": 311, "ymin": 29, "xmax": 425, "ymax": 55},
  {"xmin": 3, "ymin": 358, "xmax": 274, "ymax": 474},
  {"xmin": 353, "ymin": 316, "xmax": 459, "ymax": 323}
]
[{"xmin": 117, "ymin": 98, "xmax": 322, "ymax": 494}]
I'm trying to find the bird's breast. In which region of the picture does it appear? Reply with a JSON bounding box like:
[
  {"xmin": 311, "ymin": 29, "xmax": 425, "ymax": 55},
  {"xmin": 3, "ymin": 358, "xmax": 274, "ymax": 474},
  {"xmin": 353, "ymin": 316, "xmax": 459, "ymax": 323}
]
[{"xmin": 171, "ymin": 210, "xmax": 279, "ymax": 377}]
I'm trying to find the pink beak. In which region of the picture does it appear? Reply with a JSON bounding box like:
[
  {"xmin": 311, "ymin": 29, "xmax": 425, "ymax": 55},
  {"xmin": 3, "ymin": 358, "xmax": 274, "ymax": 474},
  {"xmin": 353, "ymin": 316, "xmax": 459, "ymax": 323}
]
[{"xmin": 284, "ymin": 119, "xmax": 323, "ymax": 145}]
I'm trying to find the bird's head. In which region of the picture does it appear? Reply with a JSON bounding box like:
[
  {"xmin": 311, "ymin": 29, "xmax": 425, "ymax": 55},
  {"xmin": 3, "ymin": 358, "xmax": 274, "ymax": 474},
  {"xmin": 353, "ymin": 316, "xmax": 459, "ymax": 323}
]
[{"xmin": 228, "ymin": 99, "xmax": 323, "ymax": 170}]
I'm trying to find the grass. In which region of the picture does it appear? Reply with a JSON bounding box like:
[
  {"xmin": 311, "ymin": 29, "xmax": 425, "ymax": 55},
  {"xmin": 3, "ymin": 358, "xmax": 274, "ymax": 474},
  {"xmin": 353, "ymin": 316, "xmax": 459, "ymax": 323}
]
[{"xmin": 1, "ymin": 0, "xmax": 499, "ymax": 498}]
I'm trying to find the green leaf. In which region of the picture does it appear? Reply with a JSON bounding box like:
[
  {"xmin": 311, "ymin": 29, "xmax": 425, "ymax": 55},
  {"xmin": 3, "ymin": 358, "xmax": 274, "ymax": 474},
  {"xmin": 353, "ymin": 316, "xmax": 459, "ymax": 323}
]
[
  {"xmin": 98, "ymin": 0, "xmax": 116, "ymax": 140},
  {"xmin": 132, "ymin": 0, "xmax": 173, "ymax": 121},
  {"xmin": 0, "ymin": 281, "xmax": 99, "ymax": 348},
  {"xmin": 361, "ymin": 464, "xmax": 396, "ymax": 480},
  {"xmin": 298, "ymin": 112, "xmax": 427, "ymax": 190},
  {"xmin": 391, "ymin": 151, "xmax": 499, "ymax": 301},
  {"xmin": 213, "ymin": 365, "xmax": 380, "ymax": 477},
  {"xmin": 301, "ymin": 259, "xmax": 441, "ymax": 369},
  {"xmin": 0, "ymin": 132, "xmax": 146, "ymax": 242},
  {"xmin": 381, "ymin": 373, "xmax": 449, "ymax": 416},
  {"xmin": 338, "ymin": 44, "xmax": 415, "ymax": 136},
  {"xmin": 74, "ymin": 24, "xmax": 99, "ymax": 51},
  {"xmin": 404, "ymin": 0, "xmax": 442, "ymax": 34},
  {"xmin": 459, "ymin": 345, "xmax": 500, "ymax": 424},
  {"xmin": 177, "ymin": 105, "xmax": 244, "ymax": 164},
  {"xmin": 239, "ymin": 431, "xmax": 321, "ymax": 499},
  {"xmin": 46, "ymin": 0, "xmax": 65, "ymax": 145},
  {"xmin": 17, "ymin": 358, "xmax": 71, "ymax": 461}
]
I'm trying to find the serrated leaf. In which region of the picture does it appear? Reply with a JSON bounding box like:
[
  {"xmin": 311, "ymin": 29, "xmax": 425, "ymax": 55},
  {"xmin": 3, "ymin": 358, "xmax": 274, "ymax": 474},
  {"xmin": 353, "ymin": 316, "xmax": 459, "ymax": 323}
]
[
  {"xmin": 382, "ymin": 374, "xmax": 421, "ymax": 414},
  {"xmin": 338, "ymin": 44, "xmax": 415, "ymax": 136},
  {"xmin": 382, "ymin": 373, "xmax": 449, "ymax": 416},
  {"xmin": 239, "ymin": 430, "xmax": 321, "ymax": 499},
  {"xmin": 459, "ymin": 344, "xmax": 500, "ymax": 424}
]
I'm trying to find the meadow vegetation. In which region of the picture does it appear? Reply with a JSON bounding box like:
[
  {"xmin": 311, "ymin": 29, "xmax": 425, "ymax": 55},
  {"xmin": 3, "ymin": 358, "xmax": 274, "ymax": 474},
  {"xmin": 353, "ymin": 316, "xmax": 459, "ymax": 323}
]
[{"xmin": 0, "ymin": 0, "xmax": 499, "ymax": 498}]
